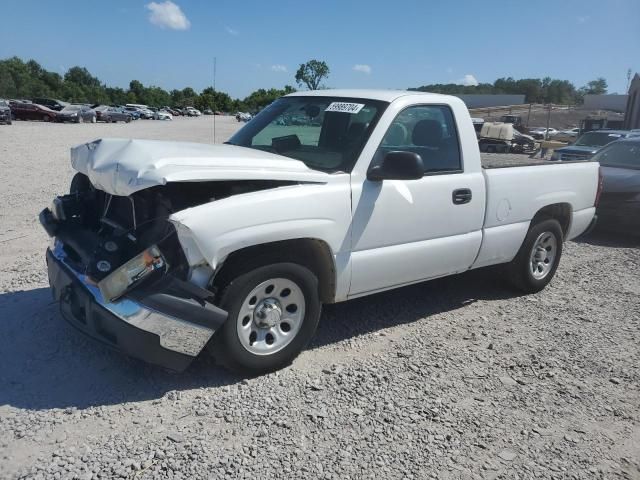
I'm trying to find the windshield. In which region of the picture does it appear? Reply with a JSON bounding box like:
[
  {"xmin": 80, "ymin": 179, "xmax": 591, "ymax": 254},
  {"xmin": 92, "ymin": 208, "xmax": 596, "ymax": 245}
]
[
  {"xmin": 227, "ymin": 96, "xmax": 388, "ymax": 172},
  {"xmin": 62, "ymin": 105, "xmax": 81, "ymax": 112},
  {"xmin": 575, "ymin": 131, "xmax": 624, "ymax": 147},
  {"xmin": 0, "ymin": 100, "xmax": 7, "ymax": 107},
  {"xmin": 593, "ymin": 142, "xmax": 640, "ymax": 169}
]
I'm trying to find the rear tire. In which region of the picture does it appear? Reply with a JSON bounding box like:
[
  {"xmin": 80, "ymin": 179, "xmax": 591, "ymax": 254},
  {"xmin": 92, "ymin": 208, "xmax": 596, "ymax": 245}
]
[
  {"xmin": 505, "ymin": 218, "xmax": 563, "ymax": 293},
  {"xmin": 211, "ymin": 262, "xmax": 321, "ymax": 375}
]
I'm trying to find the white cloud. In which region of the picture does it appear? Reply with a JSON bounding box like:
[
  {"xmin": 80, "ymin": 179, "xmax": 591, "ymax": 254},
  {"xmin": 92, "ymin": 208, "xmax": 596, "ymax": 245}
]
[
  {"xmin": 353, "ymin": 64, "xmax": 372, "ymax": 74},
  {"xmin": 145, "ymin": 1, "xmax": 190, "ymax": 30},
  {"xmin": 225, "ymin": 26, "xmax": 239, "ymax": 36},
  {"xmin": 457, "ymin": 74, "xmax": 479, "ymax": 86},
  {"xmin": 271, "ymin": 64, "xmax": 287, "ymax": 73}
]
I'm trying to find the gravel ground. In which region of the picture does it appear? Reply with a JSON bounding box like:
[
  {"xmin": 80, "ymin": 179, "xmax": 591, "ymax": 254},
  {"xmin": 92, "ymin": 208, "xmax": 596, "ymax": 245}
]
[{"xmin": 1, "ymin": 117, "xmax": 639, "ymax": 480}]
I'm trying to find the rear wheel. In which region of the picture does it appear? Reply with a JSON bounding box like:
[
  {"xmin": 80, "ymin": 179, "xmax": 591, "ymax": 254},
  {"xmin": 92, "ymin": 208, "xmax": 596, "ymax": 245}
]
[
  {"xmin": 506, "ymin": 218, "xmax": 563, "ymax": 293},
  {"xmin": 211, "ymin": 262, "xmax": 321, "ymax": 375},
  {"xmin": 42, "ymin": 115, "xmax": 50, "ymax": 122}
]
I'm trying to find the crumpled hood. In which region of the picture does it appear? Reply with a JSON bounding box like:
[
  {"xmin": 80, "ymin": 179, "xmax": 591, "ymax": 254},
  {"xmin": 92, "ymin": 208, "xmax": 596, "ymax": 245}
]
[{"xmin": 71, "ymin": 138, "xmax": 330, "ymax": 196}]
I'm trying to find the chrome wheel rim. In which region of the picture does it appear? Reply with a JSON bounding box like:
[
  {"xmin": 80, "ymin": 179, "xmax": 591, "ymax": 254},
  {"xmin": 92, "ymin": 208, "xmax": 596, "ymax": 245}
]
[
  {"xmin": 236, "ymin": 278, "xmax": 305, "ymax": 355},
  {"xmin": 530, "ymin": 231, "xmax": 557, "ymax": 280}
]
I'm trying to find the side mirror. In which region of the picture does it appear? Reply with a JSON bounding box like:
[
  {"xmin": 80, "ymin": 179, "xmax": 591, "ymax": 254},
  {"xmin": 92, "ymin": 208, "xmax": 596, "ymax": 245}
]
[{"xmin": 367, "ymin": 151, "xmax": 424, "ymax": 181}]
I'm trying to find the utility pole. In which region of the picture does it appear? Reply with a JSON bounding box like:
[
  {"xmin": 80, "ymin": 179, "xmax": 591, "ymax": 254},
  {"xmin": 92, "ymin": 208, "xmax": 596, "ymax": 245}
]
[
  {"xmin": 545, "ymin": 103, "xmax": 552, "ymax": 140},
  {"xmin": 213, "ymin": 57, "xmax": 217, "ymax": 144},
  {"xmin": 627, "ymin": 68, "xmax": 632, "ymax": 92}
]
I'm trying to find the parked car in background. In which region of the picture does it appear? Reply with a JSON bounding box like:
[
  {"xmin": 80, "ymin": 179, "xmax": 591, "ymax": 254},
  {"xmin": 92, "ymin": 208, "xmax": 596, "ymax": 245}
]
[
  {"xmin": 119, "ymin": 106, "xmax": 140, "ymax": 120},
  {"xmin": 32, "ymin": 98, "xmax": 68, "ymax": 111},
  {"xmin": 94, "ymin": 106, "xmax": 131, "ymax": 123},
  {"xmin": 591, "ymin": 138, "xmax": 640, "ymax": 235},
  {"xmin": 154, "ymin": 109, "xmax": 173, "ymax": 120},
  {"xmin": 529, "ymin": 127, "xmax": 558, "ymax": 140},
  {"xmin": 0, "ymin": 99, "xmax": 12, "ymax": 124},
  {"xmin": 139, "ymin": 108, "xmax": 154, "ymax": 119},
  {"xmin": 56, "ymin": 105, "xmax": 97, "ymax": 123},
  {"xmin": 172, "ymin": 108, "xmax": 184, "ymax": 116},
  {"xmin": 551, "ymin": 130, "xmax": 640, "ymax": 161},
  {"xmin": 10, "ymin": 101, "xmax": 57, "ymax": 121},
  {"xmin": 236, "ymin": 112, "xmax": 252, "ymax": 122},
  {"xmin": 185, "ymin": 107, "xmax": 201, "ymax": 116},
  {"xmin": 551, "ymin": 127, "xmax": 580, "ymax": 142},
  {"xmin": 125, "ymin": 104, "xmax": 153, "ymax": 119},
  {"xmin": 203, "ymin": 108, "xmax": 213, "ymax": 115}
]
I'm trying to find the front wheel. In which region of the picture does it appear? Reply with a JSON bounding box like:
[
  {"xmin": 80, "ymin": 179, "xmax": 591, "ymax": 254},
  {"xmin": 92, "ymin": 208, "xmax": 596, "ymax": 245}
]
[
  {"xmin": 211, "ymin": 262, "xmax": 321, "ymax": 375},
  {"xmin": 505, "ymin": 218, "xmax": 563, "ymax": 293}
]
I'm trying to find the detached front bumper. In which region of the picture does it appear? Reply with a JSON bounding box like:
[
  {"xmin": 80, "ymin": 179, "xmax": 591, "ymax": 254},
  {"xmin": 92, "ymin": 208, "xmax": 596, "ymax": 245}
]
[{"xmin": 46, "ymin": 242, "xmax": 227, "ymax": 371}]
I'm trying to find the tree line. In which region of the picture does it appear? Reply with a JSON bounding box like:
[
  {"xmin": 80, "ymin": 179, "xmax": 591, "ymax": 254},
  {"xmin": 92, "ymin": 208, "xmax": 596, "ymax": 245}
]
[
  {"xmin": 0, "ymin": 57, "xmax": 296, "ymax": 112},
  {"xmin": 409, "ymin": 77, "xmax": 609, "ymax": 104},
  {"xmin": 0, "ymin": 56, "xmax": 611, "ymax": 112}
]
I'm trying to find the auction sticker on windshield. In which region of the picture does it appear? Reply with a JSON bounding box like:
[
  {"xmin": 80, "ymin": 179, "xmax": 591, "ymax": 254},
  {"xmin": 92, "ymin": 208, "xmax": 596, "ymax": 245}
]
[{"xmin": 325, "ymin": 102, "xmax": 365, "ymax": 114}]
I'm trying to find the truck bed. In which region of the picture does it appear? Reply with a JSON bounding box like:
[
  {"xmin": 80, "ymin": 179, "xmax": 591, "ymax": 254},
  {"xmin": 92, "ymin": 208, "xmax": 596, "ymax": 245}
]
[{"xmin": 481, "ymin": 153, "xmax": 557, "ymax": 169}]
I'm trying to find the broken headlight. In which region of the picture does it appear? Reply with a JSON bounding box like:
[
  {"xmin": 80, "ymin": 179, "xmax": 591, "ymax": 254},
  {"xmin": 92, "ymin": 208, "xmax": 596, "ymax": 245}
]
[{"xmin": 98, "ymin": 246, "xmax": 167, "ymax": 302}]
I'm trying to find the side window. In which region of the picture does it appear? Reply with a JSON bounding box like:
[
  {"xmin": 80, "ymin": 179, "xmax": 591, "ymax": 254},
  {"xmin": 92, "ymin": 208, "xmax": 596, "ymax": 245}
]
[{"xmin": 376, "ymin": 105, "xmax": 462, "ymax": 173}]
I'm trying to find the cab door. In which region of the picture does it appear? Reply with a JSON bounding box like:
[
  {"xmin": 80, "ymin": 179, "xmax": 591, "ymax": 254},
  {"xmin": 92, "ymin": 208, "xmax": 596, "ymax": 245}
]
[{"xmin": 348, "ymin": 104, "xmax": 486, "ymax": 296}]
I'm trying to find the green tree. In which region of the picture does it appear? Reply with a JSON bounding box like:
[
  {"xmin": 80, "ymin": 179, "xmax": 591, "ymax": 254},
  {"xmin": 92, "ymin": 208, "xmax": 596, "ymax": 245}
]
[
  {"xmin": 584, "ymin": 78, "xmax": 608, "ymax": 95},
  {"xmin": 64, "ymin": 66, "xmax": 101, "ymax": 88},
  {"xmin": 295, "ymin": 60, "xmax": 330, "ymax": 90}
]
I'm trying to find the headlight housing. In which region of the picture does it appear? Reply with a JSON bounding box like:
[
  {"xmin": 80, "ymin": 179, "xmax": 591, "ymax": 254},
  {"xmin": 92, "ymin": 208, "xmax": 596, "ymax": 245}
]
[{"xmin": 98, "ymin": 246, "xmax": 167, "ymax": 302}]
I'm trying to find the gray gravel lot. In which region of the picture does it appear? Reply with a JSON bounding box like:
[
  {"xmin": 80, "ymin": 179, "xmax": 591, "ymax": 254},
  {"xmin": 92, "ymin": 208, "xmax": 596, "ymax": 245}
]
[{"xmin": 1, "ymin": 117, "xmax": 639, "ymax": 479}]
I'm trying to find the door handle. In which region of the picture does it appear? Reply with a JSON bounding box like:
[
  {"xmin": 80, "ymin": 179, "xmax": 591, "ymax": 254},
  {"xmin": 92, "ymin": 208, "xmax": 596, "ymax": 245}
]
[{"xmin": 452, "ymin": 188, "xmax": 472, "ymax": 205}]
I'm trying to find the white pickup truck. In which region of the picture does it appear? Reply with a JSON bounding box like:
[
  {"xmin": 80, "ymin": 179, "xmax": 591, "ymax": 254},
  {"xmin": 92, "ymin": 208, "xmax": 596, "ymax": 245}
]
[{"xmin": 40, "ymin": 90, "xmax": 600, "ymax": 373}]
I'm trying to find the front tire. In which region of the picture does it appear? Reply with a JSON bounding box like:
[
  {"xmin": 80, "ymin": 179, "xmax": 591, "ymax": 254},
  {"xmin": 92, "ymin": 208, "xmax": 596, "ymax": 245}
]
[
  {"xmin": 212, "ymin": 262, "xmax": 321, "ymax": 375},
  {"xmin": 506, "ymin": 218, "xmax": 563, "ymax": 293}
]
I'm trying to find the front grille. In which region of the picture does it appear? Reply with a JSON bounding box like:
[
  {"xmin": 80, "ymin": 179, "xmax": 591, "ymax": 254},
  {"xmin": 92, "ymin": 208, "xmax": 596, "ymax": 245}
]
[{"xmin": 560, "ymin": 152, "xmax": 591, "ymax": 161}]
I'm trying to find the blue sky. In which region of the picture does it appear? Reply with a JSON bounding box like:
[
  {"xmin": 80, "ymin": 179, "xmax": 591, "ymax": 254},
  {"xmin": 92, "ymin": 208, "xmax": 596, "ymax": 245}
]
[{"xmin": 1, "ymin": 0, "xmax": 638, "ymax": 98}]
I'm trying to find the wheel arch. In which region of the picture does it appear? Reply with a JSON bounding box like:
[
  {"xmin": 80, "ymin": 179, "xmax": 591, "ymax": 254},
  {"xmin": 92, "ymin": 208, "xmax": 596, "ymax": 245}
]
[
  {"xmin": 530, "ymin": 202, "xmax": 572, "ymax": 239},
  {"xmin": 212, "ymin": 238, "xmax": 337, "ymax": 304}
]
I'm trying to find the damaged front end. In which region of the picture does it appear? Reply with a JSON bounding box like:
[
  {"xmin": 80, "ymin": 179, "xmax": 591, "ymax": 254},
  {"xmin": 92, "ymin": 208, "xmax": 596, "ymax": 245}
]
[{"xmin": 39, "ymin": 176, "xmax": 236, "ymax": 371}]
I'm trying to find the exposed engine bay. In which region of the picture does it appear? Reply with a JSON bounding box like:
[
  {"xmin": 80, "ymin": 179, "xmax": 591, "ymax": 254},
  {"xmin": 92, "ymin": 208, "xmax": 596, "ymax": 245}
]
[{"xmin": 43, "ymin": 174, "xmax": 295, "ymax": 294}]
